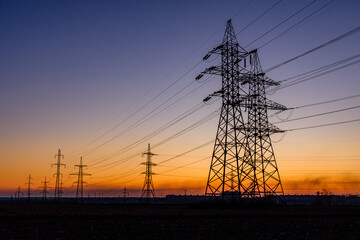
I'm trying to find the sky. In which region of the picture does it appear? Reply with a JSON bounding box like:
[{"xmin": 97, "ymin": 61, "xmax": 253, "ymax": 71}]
[{"xmin": 1, "ymin": 0, "xmax": 360, "ymax": 197}]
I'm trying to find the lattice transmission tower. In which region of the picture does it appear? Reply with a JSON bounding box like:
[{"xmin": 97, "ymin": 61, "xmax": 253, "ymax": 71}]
[
  {"xmin": 141, "ymin": 143, "xmax": 157, "ymax": 200},
  {"xmin": 240, "ymin": 49, "xmax": 286, "ymax": 197},
  {"xmin": 70, "ymin": 157, "xmax": 91, "ymax": 199},
  {"xmin": 25, "ymin": 174, "xmax": 33, "ymax": 200},
  {"xmin": 39, "ymin": 177, "xmax": 51, "ymax": 200},
  {"xmin": 15, "ymin": 186, "xmax": 22, "ymax": 199},
  {"xmin": 197, "ymin": 19, "xmax": 285, "ymax": 199},
  {"xmin": 52, "ymin": 149, "xmax": 66, "ymax": 200}
]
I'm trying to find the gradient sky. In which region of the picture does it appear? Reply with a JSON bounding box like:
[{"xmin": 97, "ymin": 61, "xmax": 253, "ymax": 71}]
[{"xmin": 1, "ymin": 0, "xmax": 360, "ymax": 197}]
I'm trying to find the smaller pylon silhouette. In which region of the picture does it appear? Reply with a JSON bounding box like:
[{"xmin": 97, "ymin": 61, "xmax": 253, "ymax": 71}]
[
  {"xmin": 25, "ymin": 174, "xmax": 33, "ymax": 200},
  {"xmin": 123, "ymin": 187, "xmax": 128, "ymax": 198},
  {"xmin": 123, "ymin": 187, "xmax": 129, "ymax": 203},
  {"xmin": 39, "ymin": 177, "xmax": 51, "ymax": 200},
  {"xmin": 70, "ymin": 157, "xmax": 91, "ymax": 200},
  {"xmin": 15, "ymin": 186, "xmax": 22, "ymax": 199},
  {"xmin": 52, "ymin": 149, "xmax": 66, "ymax": 200},
  {"xmin": 141, "ymin": 143, "xmax": 157, "ymax": 200}
]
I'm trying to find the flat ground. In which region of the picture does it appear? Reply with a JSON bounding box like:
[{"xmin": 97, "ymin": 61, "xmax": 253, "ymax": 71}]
[{"xmin": 0, "ymin": 203, "xmax": 359, "ymax": 239}]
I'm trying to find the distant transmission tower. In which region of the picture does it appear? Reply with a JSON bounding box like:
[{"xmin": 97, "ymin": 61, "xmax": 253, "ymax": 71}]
[
  {"xmin": 70, "ymin": 157, "xmax": 91, "ymax": 200},
  {"xmin": 15, "ymin": 186, "xmax": 22, "ymax": 199},
  {"xmin": 52, "ymin": 149, "xmax": 66, "ymax": 200},
  {"xmin": 25, "ymin": 174, "xmax": 33, "ymax": 200},
  {"xmin": 123, "ymin": 187, "xmax": 129, "ymax": 203},
  {"xmin": 197, "ymin": 20, "xmax": 285, "ymax": 199},
  {"xmin": 39, "ymin": 177, "xmax": 51, "ymax": 200},
  {"xmin": 123, "ymin": 187, "xmax": 128, "ymax": 198},
  {"xmin": 141, "ymin": 143, "xmax": 157, "ymax": 200}
]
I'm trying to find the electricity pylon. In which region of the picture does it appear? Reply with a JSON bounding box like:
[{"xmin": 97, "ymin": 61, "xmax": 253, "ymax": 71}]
[
  {"xmin": 197, "ymin": 20, "xmax": 250, "ymax": 199},
  {"xmin": 15, "ymin": 186, "xmax": 22, "ymax": 199},
  {"xmin": 197, "ymin": 19, "xmax": 285, "ymax": 199},
  {"xmin": 123, "ymin": 187, "xmax": 128, "ymax": 203},
  {"xmin": 239, "ymin": 50, "xmax": 285, "ymax": 197},
  {"xmin": 70, "ymin": 157, "xmax": 91, "ymax": 200},
  {"xmin": 141, "ymin": 143, "xmax": 157, "ymax": 200},
  {"xmin": 123, "ymin": 187, "xmax": 128, "ymax": 198},
  {"xmin": 25, "ymin": 174, "xmax": 33, "ymax": 200},
  {"xmin": 39, "ymin": 177, "xmax": 51, "ymax": 200},
  {"xmin": 52, "ymin": 149, "xmax": 66, "ymax": 200}
]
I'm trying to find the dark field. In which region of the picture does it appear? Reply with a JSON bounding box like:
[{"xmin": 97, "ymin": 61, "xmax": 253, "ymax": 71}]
[{"xmin": 0, "ymin": 203, "xmax": 359, "ymax": 239}]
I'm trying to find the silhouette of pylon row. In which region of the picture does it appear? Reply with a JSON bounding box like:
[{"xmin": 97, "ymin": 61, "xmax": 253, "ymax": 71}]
[{"xmin": 197, "ymin": 19, "xmax": 285, "ymax": 199}]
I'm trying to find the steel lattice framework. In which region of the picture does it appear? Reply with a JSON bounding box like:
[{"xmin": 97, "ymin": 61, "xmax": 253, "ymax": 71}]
[
  {"xmin": 141, "ymin": 143, "xmax": 157, "ymax": 200},
  {"xmin": 70, "ymin": 157, "xmax": 91, "ymax": 199},
  {"xmin": 52, "ymin": 149, "xmax": 66, "ymax": 200},
  {"xmin": 197, "ymin": 20, "xmax": 285, "ymax": 199},
  {"xmin": 239, "ymin": 51, "xmax": 285, "ymax": 197}
]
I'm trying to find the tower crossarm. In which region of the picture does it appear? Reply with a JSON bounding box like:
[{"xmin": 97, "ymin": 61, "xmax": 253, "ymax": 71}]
[
  {"xmin": 238, "ymin": 98, "xmax": 287, "ymax": 110},
  {"xmin": 239, "ymin": 72, "xmax": 280, "ymax": 86},
  {"xmin": 196, "ymin": 65, "xmax": 222, "ymax": 80},
  {"xmin": 235, "ymin": 122, "xmax": 285, "ymax": 134},
  {"xmin": 141, "ymin": 162, "xmax": 157, "ymax": 166}
]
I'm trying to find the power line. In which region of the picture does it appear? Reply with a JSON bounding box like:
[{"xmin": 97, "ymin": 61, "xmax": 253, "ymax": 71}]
[
  {"xmin": 287, "ymin": 0, "xmax": 348, "ymax": 38},
  {"xmin": 88, "ymin": 102, "xmax": 207, "ymax": 168},
  {"xmin": 287, "ymin": 118, "xmax": 360, "ymax": 131},
  {"xmin": 158, "ymin": 156, "xmax": 209, "ymax": 175},
  {"xmin": 264, "ymin": 25, "xmax": 360, "ymax": 72},
  {"xmin": 268, "ymin": 58, "xmax": 360, "ymax": 93},
  {"xmin": 66, "ymin": 16, "xmax": 231, "ymax": 159},
  {"xmin": 67, "ymin": 63, "xmax": 203, "ymax": 161},
  {"xmin": 245, "ymin": 0, "xmax": 318, "ymax": 48},
  {"xmin": 258, "ymin": 0, "xmax": 337, "ymax": 49},
  {"xmin": 236, "ymin": 0, "xmax": 283, "ymax": 36},
  {"xmin": 294, "ymin": 94, "xmax": 360, "ymax": 109},
  {"xmin": 273, "ymin": 105, "xmax": 360, "ymax": 124},
  {"xmin": 90, "ymin": 110, "xmax": 218, "ymax": 174},
  {"xmin": 157, "ymin": 140, "xmax": 213, "ymax": 165},
  {"xmin": 278, "ymin": 53, "xmax": 360, "ymax": 83}
]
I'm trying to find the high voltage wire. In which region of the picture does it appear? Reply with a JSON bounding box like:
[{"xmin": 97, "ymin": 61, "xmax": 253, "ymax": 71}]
[
  {"xmin": 273, "ymin": 105, "xmax": 360, "ymax": 124},
  {"xmin": 236, "ymin": 0, "xmax": 283, "ymax": 36},
  {"xmin": 292, "ymin": 0, "xmax": 348, "ymax": 33},
  {"xmin": 86, "ymin": 59, "xmax": 359, "ymax": 172},
  {"xmin": 66, "ymin": 62, "xmax": 203, "ymax": 161},
  {"xmin": 278, "ymin": 53, "xmax": 360, "ymax": 83},
  {"xmin": 157, "ymin": 156, "xmax": 209, "ymax": 175},
  {"xmin": 60, "ymin": 2, "xmax": 358, "ymax": 185},
  {"xmin": 231, "ymin": 0, "xmax": 254, "ymax": 20},
  {"xmin": 267, "ymin": 58, "xmax": 360, "ymax": 93},
  {"xmin": 88, "ymin": 103, "xmax": 207, "ymax": 167},
  {"xmin": 92, "ymin": 115, "xmax": 360, "ymax": 183},
  {"xmin": 87, "ymin": 53, "xmax": 360, "ymax": 176},
  {"xmin": 157, "ymin": 141, "xmax": 213, "ymax": 165},
  {"xmin": 67, "ymin": 79, "xmax": 216, "ymax": 166},
  {"xmin": 66, "ymin": 1, "xmax": 352, "ymax": 164},
  {"xmin": 287, "ymin": 118, "xmax": 360, "ymax": 131},
  {"xmin": 90, "ymin": 115, "xmax": 360, "ymax": 186},
  {"xmin": 294, "ymin": 94, "xmax": 360, "ymax": 109},
  {"xmin": 91, "ymin": 111, "xmax": 218, "ymax": 175},
  {"xmin": 245, "ymin": 0, "xmax": 318, "ymax": 48},
  {"xmin": 258, "ymin": 0, "xmax": 338, "ymax": 49},
  {"xmin": 66, "ymin": 13, "xmax": 231, "ymax": 159},
  {"xmin": 88, "ymin": 109, "xmax": 219, "ymax": 175},
  {"xmin": 264, "ymin": 25, "xmax": 360, "ymax": 72}
]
